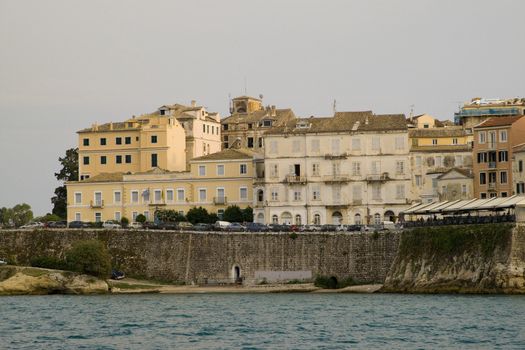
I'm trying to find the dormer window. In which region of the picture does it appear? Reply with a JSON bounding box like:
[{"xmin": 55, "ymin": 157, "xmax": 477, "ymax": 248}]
[
  {"xmin": 159, "ymin": 109, "xmax": 166, "ymax": 116},
  {"xmin": 261, "ymin": 120, "xmax": 272, "ymax": 127},
  {"xmin": 296, "ymin": 122, "xmax": 310, "ymax": 129}
]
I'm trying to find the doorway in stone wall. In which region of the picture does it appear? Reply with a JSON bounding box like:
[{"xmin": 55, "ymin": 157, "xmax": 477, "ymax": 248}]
[{"xmin": 232, "ymin": 265, "xmax": 242, "ymax": 284}]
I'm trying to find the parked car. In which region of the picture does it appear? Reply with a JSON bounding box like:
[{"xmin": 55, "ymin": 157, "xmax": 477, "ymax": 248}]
[
  {"xmin": 20, "ymin": 222, "xmax": 44, "ymax": 229},
  {"xmin": 193, "ymin": 223, "xmax": 213, "ymax": 231},
  {"xmin": 111, "ymin": 270, "xmax": 125, "ymax": 280},
  {"xmin": 245, "ymin": 222, "xmax": 270, "ymax": 232},
  {"xmin": 177, "ymin": 221, "xmax": 194, "ymax": 231},
  {"xmin": 158, "ymin": 221, "xmax": 178, "ymax": 230},
  {"xmin": 346, "ymin": 225, "xmax": 363, "ymax": 232},
  {"xmin": 321, "ymin": 224, "xmax": 338, "ymax": 232},
  {"xmin": 214, "ymin": 220, "xmax": 231, "ymax": 231},
  {"xmin": 103, "ymin": 220, "xmax": 121, "ymax": 229},
  {"xmin": 227, "ymin": 222, "xmax": 246, "ymax": 232},
  {"xmin": 129, "ymin": 222, "xmax": 143, "ymax": 229},
  {"xmin": 47, "ymin": 221, "xmax": 67, "ymax": 228},
  {"xmin": 68, "ymin": 221, "xmax": 90, "ymax": 229},
  {"xmin": 268, "ymin": 224, "xmax": 291, "ymax": 232},
  {"xmin": 0, "ymin": 259, "xmax": 7, "ymax": 265},
  {"xmin": 142, "ymin": 221, "xmax": 160, "ymax": 230}
]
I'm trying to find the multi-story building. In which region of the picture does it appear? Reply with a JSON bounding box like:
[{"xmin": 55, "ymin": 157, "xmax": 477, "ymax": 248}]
[
  {"xmin": 66, "ymin": 148, "xmax": 256, "ymax": 223},
  {"xmin": 473, "ymin": 116, "xmax": 525, "ymax": 198},
  {"xmin": 409, "ymin": 126, "xmax": 473, "ymax": 203},
  {"xmin": 512, "ymin": 143, "xmax": 525, "ymax": 195},
  {"xmin": 254, "ymin": 111, "xmax": 411, "ymax": 226},
  {"xmin": 454, "ymin": 97, "xmax": 525, "ymax": 130},
  {"xmin": 221, "ymin": 95, "xmax": 296, "ymax": 150},
  {"xmin": 77, "ymin": 101, "xmax": 221, "ymax": 179},
  {"xmin": 436, "ymin": 168, "xmax": 474, "ymax": 201}
]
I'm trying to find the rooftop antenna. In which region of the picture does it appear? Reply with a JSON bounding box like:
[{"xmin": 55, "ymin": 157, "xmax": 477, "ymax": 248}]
[
  {"xmin": 333, "ymin": 99, "xmax": 337, "ymax": 114},
  {"xmin": 228, "ymin": 93, "xmax": 233, "ymax": 114},
  {"xmin": 244, "ymin": 77, "xmax": 247, "ymax": 95},
  {"xmin": 409, "ymin": 104, "xmax": 415, "ymax": 121}
]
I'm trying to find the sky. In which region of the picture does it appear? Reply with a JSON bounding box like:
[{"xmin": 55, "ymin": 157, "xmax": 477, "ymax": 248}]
[{"xmin": 1, "ymin": 0, "xmax": 524, "ymax": 215}]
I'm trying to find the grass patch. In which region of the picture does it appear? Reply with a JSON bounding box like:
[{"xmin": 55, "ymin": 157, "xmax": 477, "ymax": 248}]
[
  {"xmin": 21, "ymin": 268, "xmax": 49, "ymax": 277},
  {"xmin": 109, "ymin": 281, "xmax": 159, "ymax": 290},
  {"xmin": 0, "ymin": 266, "xmax": 17, "ymax": 282}
]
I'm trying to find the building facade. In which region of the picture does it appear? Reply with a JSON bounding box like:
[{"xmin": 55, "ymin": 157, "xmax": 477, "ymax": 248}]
[
  {"xmin": 454, "ymin": 97, "xmax": 525, "ymax": 130},
  {"xmin": 512, "ymin": 143, "xmax": 525, "ymax": 195},
  {"xmin": 254, "ymin": 111, "xmax": 411, "ymax": 226},
  {"xmin": 67, "ymin": 149, "xmax": 255, "ymax": 223},
  {"xmin": 473, "ymin": 116, "xmax": 525, "ymax": 198}
]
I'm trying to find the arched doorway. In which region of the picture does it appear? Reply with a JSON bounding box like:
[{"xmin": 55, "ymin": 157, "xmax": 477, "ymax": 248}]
[
  {"xmin": 232, "ymin": 265, "xmax": 242, "ymax": 284},
  {"xmin": 295, "ymin": 214, "xmax": 302, "ymax": 225},
  {"xmin": 257, "ymin": 213, "xmax": 264, "ymax": 224},
  {"xmin": 281, "ymin": 212, "xmax": 292, "ymax": 225},
  {"xmin": 332, "ymin": 211, "xmax": 343, "ymax": 225},
  {"xmin": 272, "ymin": 215, "xmax": 278, "ymax": 224},
  {"xmin": 257, "ymin": 189, "xmax": 264, "ymax": 203},
  {"xmin": 354, "ymin": 213, "xmax": 362, "ymax": 225},
  {"xmin": 384, "ymin": 210, "xmax": 395, "ymax": 222},
  {"xmin": 313, "ymin": 213, "xmax": 321, "ymax": 225}
]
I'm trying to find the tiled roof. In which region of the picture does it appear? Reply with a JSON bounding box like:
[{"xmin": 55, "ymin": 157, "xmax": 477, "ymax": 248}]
[
  {"xmin": 265, "ymin": 111, "xmax": 406, "ymax": 135},
  {"xmin": 410, "ymin": 145, "xmax": 472, "ymax": 152},
  {"xmin": 222, "ymin": 108, "xmax": 295, "ymax": 124},
  {"xmin": 475, "ymin": 116, "xmax": 523, "ymax": 128},
  {"xmin": 513, "ymin": 143, "xmax": 525, "ymax": 153},
  {"xmin": 190, "ymin": 148, "xmax": 259, "ymax": 162},
  {"xmin": 78, "ymin": 122, "xmax": 133, "ymax": 133},
  {"xmin": 437, "ymin": 167, "xmax": 473, "ymax": 179},
  {"xmin": 79, "ymin": 172, "xmax": 124, "ymax": 183},
  {"xmin": 409, "ymin": 127, "xmax": 468, "ymax": 138}
]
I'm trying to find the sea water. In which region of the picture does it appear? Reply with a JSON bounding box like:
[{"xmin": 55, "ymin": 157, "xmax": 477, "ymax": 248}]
[{"xmin": 1, "ymin": 293, "xmax": 524, "ymax": 349}]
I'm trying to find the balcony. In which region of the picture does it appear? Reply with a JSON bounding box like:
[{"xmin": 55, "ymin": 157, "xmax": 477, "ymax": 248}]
[
  {"xmin": 488, "ymin": 161, "xmax": 497, "ymax": 169},
  {"xmin": 323, "ymin": 174, "xmax": 350, "ymax": 184},
  {"xmin": 148, "ymin": 201, "xmax": 166, "ymax": 207},
  {"xmin": 487, "ymin": 142, "xmax": 496, "ymax": 150},
  {"xmin": 488, "ymin": 183, "xmax": 496, "ymax": 191},
  {"xmin": 284, "ymin": 175, "xmax": 307, "ymax": 185},
  {"xmin": 253, "ymin": 177, "xmax": 265, "ymax": 185},
  {"xmin": 324, "ymin": 153, "xmax": 348, "ymax": 160},
  {"xmin": 90, "ymin": 200, "xmax": 104, "ymax": 208},
  {"xmin": 366, "ymin": 173, "xmax": 390, "ymax": 182},
  {"xmin": 213, "ymin": 196, "xmax": 227, "ymax": 205}
]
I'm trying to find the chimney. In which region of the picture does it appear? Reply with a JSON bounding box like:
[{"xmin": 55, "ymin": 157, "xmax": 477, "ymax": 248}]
[
  {"xmin": 191, "ymin": 100, "xmax": 197, "ymax": 107},
  {"xmin": 271, "ymin": 105, "xmax": 276, "ymax": 117},
  {"xmin": 92, "ymin": 123, "xmax": 98, "ymax": 131},
  {"xmin": 109, "ymin": 122, "xmax": 113, "ymax": 130},
  {"xmin": 365, "ymin": 115, "xmax": 369, "ymax": 125}
]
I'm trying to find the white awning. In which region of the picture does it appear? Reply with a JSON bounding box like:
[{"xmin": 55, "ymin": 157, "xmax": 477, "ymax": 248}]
[
  {"xmin": 413, "ymin": 201, "xmax": 450, "ymax": 215},
  {"xmin": 402, "ymin": 201, "xmax": 436, "ymax": 215},
  {"xmin": 441, "ymin": 199, "xmax": 479, "ymax": 213}
]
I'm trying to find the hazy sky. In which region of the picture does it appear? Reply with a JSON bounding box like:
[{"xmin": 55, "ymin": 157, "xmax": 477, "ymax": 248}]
[{"xmin": 1, "ymin": 0, "xmax": 524, "ymax": 215}]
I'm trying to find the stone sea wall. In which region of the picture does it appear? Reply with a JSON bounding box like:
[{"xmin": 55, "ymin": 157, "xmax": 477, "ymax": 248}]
[{"xmin": 0, "ymin": 230, "xmax": 400, "ymax": 284}]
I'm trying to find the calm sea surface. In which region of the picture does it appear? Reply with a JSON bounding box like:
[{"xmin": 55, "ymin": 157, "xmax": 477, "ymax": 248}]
[{"xmin": 1, "ymin": 293, "xmax": 524, "ymax": 349}]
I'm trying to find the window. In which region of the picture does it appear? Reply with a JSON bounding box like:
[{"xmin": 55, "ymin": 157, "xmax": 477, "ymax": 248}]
[
  {"xmin": 206, "ymin": 125, "xmax": 210, "ymax": 134},
  {"xmin": 396, "ymin": 161, "xmax": 405, "ymax": 174},
  {"xmin": 501, "ymin": 192, "xmax": 508, "ymax": 198},
  {"xmin": 415, "ymin": 156, "xmax": 422, "ymax": 167},
  {"xmin": 351, "ymin": 138, "xmax": 361, "ymax": 151},
  {"xmin": 292, "ymin": 140, "xmax": 301, "ymax": 153},
  {"xmin": 271, "ymin": 189, "xmax": 279, "ymax": 201},
  {"xmin": 152, "ymin": 190, "xmax": 161, "ymax": 203},
  {"xmin": 142, "ymin": 189, "xmax": 150, "ymax": 203},
  {"xmin": 248, "ymin": 123, "xmax": 253, "ymax": 129},
  {"xmin": 332, "ymin": 163, "xmax": 340, "ymax": 175},
  {"xmin": 199, "ymin": 189, "xmax": 207, "ymax": 202},
  {"xmin": 293, "ymin": 191, "xmax": 302, "ymax": 201},
  {"xmin": 314, "ymin": 213, "xmax": 321, "ymax": 225},
  {"xmin": 247, "ymin": 137, "xmax": 254, "ymax": 148},
  {"xmin": 263, "ymin": 120, "xmax": 272, "ymax": 127},
  {"xmin": 95, "ymin": 213, "xmax": 102, "ymax": 223},
  {"xmin": 223, "ymin": 124, "xmax": 228, "ymax": 131},
  {"xmin": 312, "ymin": 163, "xmax": 320, "ymax": 176},
  {"xmin": 143, "ymin": 211, "xmax": 149, "ymax": 220},
  {"xmin": 125, "ymin": 137, "xmax": 131, "ymax": 144},
  {"xmin": 415, "ymin": 175, "xmax": 422, "ymax": 187},
  {"xmin": 83, "ymin": 138, "xmax": 89, "ymax": 146},
  {"xmin": 132, "ymin": 212, "xmax": 138, "ymax": 221},
  {"xmin": 354, "ymin": 214, "xmax": 362, "ymax": 225},
  {"xmin": 477, "ymin": 152, "xmax": 487, "ymax": 163},
  {"xmin": 371, "ymin": 137, "xmax": 380, "ymax": 151},
  {"xmin": 101, "ymin": 156, "xmax": 107, "ymax": 164},
  {"xmin": 520, "ymin": 160, "xmax": 524, "ymax": 173},
  {"xmin": 115, "ymin": 212, "xmax": 121, "ymax": 221},
  {"xmin": 489, "ymin": 131, "xmax": 496, "ymax": 145},
  {"xmin": 452, "ymin": 138, "xmax": 458, "ymax": 145},
  {"xmin": 500, "ymin": 130, "xmax": 508, "ymax": 143},
  {"xmin": 374, "ymin": 213, "xmax": 381, "ymax": 225},
  {"xmin": 489, "ymin": 172, "xmax": 497, "ymax": 184},
  {"xmin": 240, "ymin": 187, "xmax": 248, "ymax": 200},
  {"xmin": 395, "ymin": 136, "xmax": 404, "ymax": 150},
  {"xmin": 500, "ymin": 171, "xmax": 508, "ymax": 184},
  {"xmin": 311, "ymin": 139, "xmax": 320, "ymax": 153},
  {"xmin": 202, "ymin": 124, "xmax": 206, "ymax": 133},
  {"xmin": 498, "ymin": 151, "xmax": 508, "ymax": 162},
  {"xmin": 199, "ymin": 165, "xmax": 206, "ymax": 176},
  {"xmin": 116, "ymin": 137, "xmax": 122, "ymax": 145},
  {"xmin": 435, "ymin": 156, "xmax": 442, "ymax": 167},
  {"xmin": 371, "ymin": 161, "xmax": 380, "ymax": 175},
  {"xmin": 295, "ymin": 215, "xmax": 302, "ymax": 226},
  {"xmin": 100, "ymin": 138, "xmax": 106, "ymax": 146},
  {"xmin": 269, "ymin": 140, "xmax": 277, "ymax": 154},
  {"xmin": 114, "ymin": 191, "xmax": 121, "ymax": 203},
  {"xmin": 217, "ymin": 165, "xmax": 224, "ymax": 176},
  {"xmin": 455, "ymin": 155, "xmax": 462, "ymax": 166},
  {"xmin": 489, "ymin": 192, "xmax": 497, "ymax": 198},
  {"xmin": 116, "ymin": 155, "xmax": 122, "ymax": 164},
  {"xmin": 272, "ymin": 215, "xmax": 279, "ymax": 224},
  {"xmin": 396, "ymin": 184, "xmax": 405, "ymax": 199},
  {"xmin": 312, "ymin": 187, "xmax": 321, "ymax": 200},
  {"xmin": 479, "ymin": 172, "xmax": 487, "ymax": 185},
  {"xmin": 270, "ymin": 164, "xmax": 279, "ymax": 178},
  {"xmin": 151, "ymin": 153, "xmax": 158, "ymax": 167},
  {"xmin": 83, "ymin": 156, "xmax": 89, "ymax": 165},
  {"xmin": 131, "ymin": 191, "xmax": 139, "ymax": 203},
  {"xmin": 480, "ymin": 193, "xmax": 487, "ymax": 199},
  {"xmin": 331, "ymin": 139, "xmax": 340, "ymax": 155},
  {"xmin": 240, "ymin": 164, "xmax": 247, "ymax": 174},
  {"xmin": 75, "ymin": 213, "xmax": 81, "ymax": 221},
  {"xmin": 151, "ymin": 135, "xmax": 157, "ymax": 144},
  {"xmin": 258, "ymin": 138, "xmax": 263, "ymax": 148},
  {"xmin": 177, "ymin": 189, "xmax": 185, "ymax": 202},
  {"xmin": 462, "ymin": 184, "xmax": 467, "ymax": 196},
  {"xmin": 432, "ymin": 139, "xmax": 438, "ymax": 145},
  {"xmin": 372, "ymin": 184, "xmax": 381, "ymax": 200},
  {"xmin": 353, "ymin": 184, "xmax": 362, "ymax": 200},
  {"xmin": 125, "ymin": 155, "xmax": 132, "ymax": 164},
  {"xmin": 517, "ymin": 182, "xmax": 525, "ymax": 194},
  {"xmin": 352, "ymin": 162, "xmax": 361, "ymax": 176},
  {"xmin": 74, "ymin": 192, "xmax": 82, "ymax": 205},
  {"xmin": 479, "ymin": 132, "xmax": 486, "ymax": 144}
]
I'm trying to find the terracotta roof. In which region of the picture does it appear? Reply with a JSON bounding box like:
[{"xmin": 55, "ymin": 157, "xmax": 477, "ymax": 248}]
[
  {"xmin": 222, "ymin": 108, "xmax": 295, "ymax": 124},
  {"xmin": 410, "ymin": 145, "xmax": 472, "ymax": 152},
  {"xmin": 409, "ymin": 127, "xmax": 468, "ymax": 138},
  {"xmin": 79, "ymin": 172, "xmax": 124, "ymax": 183},
  {"xmin": 437, "ymin": 167, "xmax": 473, "ymax": 179},
  {"xmin": 232, "ymin": 95, "xmax": 261, "ymax": 101},
  {"xmin": 265, "ymin": 111, "xmax": 406, "ymax": 135},
  {"xmin": 78, "ymin": 122, "xmax": 135, "ymax": 133},
  {"xmin": 513, "ymin": 143, "xmax": 525, "ymax": 153},
  {"xmin": 190, "ymin": 148, "xmax": 259, "ymax": 162},
  {"xmin": 475, "ymin": 116, "xmax": 523, "ymax": 128}
]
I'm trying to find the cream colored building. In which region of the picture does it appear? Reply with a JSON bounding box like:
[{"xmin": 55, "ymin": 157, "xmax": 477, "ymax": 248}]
[
  {"xmin": 512, "ymin": 143, "xmax": 525, "ymax": 195},
  {"xmin": 436, "ymin": 168, "xmax": 474, "ymax": 201},
  {"xmin": 78, "ymin": 101, "xmax": 221, "ymax": 180},
  {"xmin": 254, "ymin": 111, "xmax": 411, "ymax": 226},
  {"xmin": 67, "ymin": 148, "xmax": 256, "ymax": 223}
]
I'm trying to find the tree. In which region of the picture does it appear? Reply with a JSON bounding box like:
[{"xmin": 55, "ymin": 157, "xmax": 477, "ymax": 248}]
[
  {"xmin": 223, "ymin": 205, "xmax": 243, "ymax": 223},
  {"xmin": 186, "ymin": 207, "xmax": 211, "ymax": 224},
  {"xmin": 34, "ymin": 213, "xmax": 62, "ymax": 223},
  {"xmin": 0, "ymin": 207, "xmax": 12, "ymax": 227},
  {"xmin": 155, "ymin": 209, "xmax": 186, "ymax": 223},
  {"xmin": 242, "ymin": 206, "xmax": 253, "ymax": 223},
  {"xmin": 121, "ymin": 217, "xmax": 129, "ymax": 228},
  {"xmin": 11, "ymin": 203, "xmax": 33, "ymax": 227},
  {"xmin": 135, "ymin": 214, "xmax": 146, "ymax": 224},
  {"xmin": 51, "ymin": 148, "xmax": 79, "ymax": 219},
  {"xmin": 66, "ymin": 240, "xmax": 112, "ymax": 278}
]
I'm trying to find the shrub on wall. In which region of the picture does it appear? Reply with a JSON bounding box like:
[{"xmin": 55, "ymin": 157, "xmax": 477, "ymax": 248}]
[
  {"xmin": 30, "ymin": 256, "xmax": 68, "ymax": 270},
  {"xmin": 65, "ymin": 240, "xmax": 111, "ymax": 278}
]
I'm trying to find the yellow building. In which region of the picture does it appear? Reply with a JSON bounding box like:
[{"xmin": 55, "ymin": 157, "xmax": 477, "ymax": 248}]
[
  {"xmin": 66, "ymin": 148, "xmax": 257, "ymax": 223},
  {"xmin": 78, "ymin": 101, "xmax": 221, "ymax": 180}
]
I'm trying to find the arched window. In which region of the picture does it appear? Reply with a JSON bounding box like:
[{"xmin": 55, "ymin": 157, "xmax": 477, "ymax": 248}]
[
  {"xmin": 257, "ymin": 189, "xmax": 264, "ymax": 202},
  {"xmin": 384, "ymin": 210, "xmax": 395, "ymax": 222},
  {"xmin": 272, "ymin": 215, "xmax": 278, "ymax": 224},
  {"xmin": 295, "ymin": 214, "xmax": 302, "ymax": 225},
  {"xmin": 257, "ymin": 213, "xmax": 264, "ymax": 224},
  {"xmin": 332, "ymin": 211, "xmax": 343, "ymax": 225},
  {"xmin": 314, "ymin": 213, "xmax": 321, "ymax": 225},
  {"xmin": 374, "ymin": 213, "xmax": 381, "ymax": 225},
  {"xmin": 281, "ymin": 212, "xmax": 292, "ymax": 225},
  {"xmin": 354, "ymin": 213, "xmax": 362, "ymax": 225}
]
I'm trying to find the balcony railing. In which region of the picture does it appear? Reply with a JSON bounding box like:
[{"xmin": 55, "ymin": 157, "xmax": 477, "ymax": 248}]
[
  {"xmin": 366, "ymin": 173, "xmax": 390, "ymax": 182},
  {"xmin": 90, "ymin": 200, "xmax": 104, "ymax": 208},
  {"xmin": 323, "ymin": 174, "xmax": 350, "ymax": 183},
  {"xmin": 488, "ymin": 183, "xmax": 496, "ymax": 190},
  {"xmin": 213, "ymin": 196, "xmax": 227, "ymax": 205},
  {"xmin": 284, "ymin": 175, "xmax": 307, "ymax": 184},
  {"xmin": 149, "ymin": 201, "xmax": 166, "ymax": 206},
  {"xmin": 324, "ymin": 153, "xmax": 348, "ymax": 160},
  {"xmin": 488, "ymin": 161, "xmax": 497, "ymax": 169}
]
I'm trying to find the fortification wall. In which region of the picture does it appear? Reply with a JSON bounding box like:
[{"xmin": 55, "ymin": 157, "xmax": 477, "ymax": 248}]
[{"xmin": 0, "ymin": 230, "xmax": 400, "ymax": 284}]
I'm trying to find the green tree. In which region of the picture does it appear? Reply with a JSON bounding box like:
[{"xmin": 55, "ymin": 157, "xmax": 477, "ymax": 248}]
[
  {"xmin": 12, "ymin": 203, "xmax": 33, "ymax": 227},
  {"xmin": 155, "ymin": 209, "xmax": 186, "ymax": 223},
  {"xmin": 121, "ymin": 217, "xmax": 129, "ymax": 228},
  {"xmin": 242, "ymin": 206, "xmax": 253, "ymax": 223},
  {"xmin": 186, "ymin": 207, "xmax": 211, "ymax": 224},
  {"xmin": 51, "ymin": 148, "xmax": 79, "ymax": 219},
  {"xmin": 34, "ymin": 213, "xmax": 62, "ymax": 223},
  {"xmin": 135, "ymin": 214, "xmax": 146, "ymax": 224},
  {"xmin": 66, "ymin": 240, "xmax": 112, "ymax": 278},
  {"xmin": 223, "ymin": 205, "xmax": 243, "ymax": 223}
]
